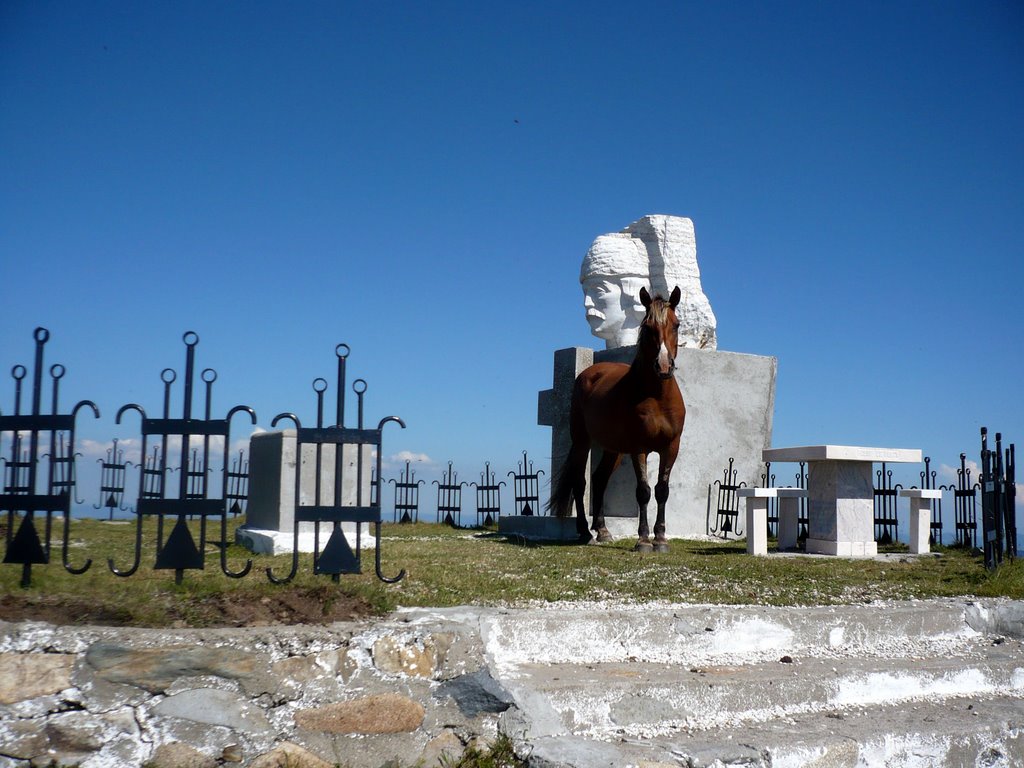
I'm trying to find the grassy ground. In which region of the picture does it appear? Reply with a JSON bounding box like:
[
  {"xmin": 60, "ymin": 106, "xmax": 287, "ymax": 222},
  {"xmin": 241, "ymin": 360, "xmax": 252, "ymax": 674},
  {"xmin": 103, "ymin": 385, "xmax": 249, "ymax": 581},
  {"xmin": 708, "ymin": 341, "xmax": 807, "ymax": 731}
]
[{"xmin": 1, "ymin": 516, "xmax": 1021, "ymax": 627}]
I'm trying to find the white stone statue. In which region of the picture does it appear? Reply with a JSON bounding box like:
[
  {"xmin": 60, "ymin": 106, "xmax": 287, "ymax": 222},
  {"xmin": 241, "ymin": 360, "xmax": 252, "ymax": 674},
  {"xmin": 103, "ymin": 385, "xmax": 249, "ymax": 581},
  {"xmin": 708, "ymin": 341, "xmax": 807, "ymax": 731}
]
[{"xmin": 580, "ymin": 215, "xmax": 717, "ymax": 350}]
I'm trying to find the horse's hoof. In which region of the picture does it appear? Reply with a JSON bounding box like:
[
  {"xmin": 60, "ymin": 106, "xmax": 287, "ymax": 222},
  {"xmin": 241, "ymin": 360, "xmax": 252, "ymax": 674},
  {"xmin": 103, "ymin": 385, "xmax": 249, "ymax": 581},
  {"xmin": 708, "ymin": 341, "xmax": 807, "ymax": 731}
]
[
  {"xmin": 633, "ymin": 540, "xmax": 654, "ymax": 554},
  {"xmin": 596, "ymin": 528, "xmax": 613, "ymax": 543},
  {"xmin": 578, "ymin": 533, "xmax": 594, "ymax": 545},
  {"xmin": 653, "ymin": 540, "xmax": 670, "ymax": 554}
]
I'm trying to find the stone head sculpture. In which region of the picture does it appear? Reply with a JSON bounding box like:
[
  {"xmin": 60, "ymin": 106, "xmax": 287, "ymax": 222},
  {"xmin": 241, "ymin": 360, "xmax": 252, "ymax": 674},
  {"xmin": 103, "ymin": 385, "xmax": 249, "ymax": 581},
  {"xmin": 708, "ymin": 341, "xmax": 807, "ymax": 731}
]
[
  {"xmin": 580, "ymin": 215, "xmax": 717, "ymax": 351},
  {"xmin": 580, "ymin": 233, "xmax": 650, "ymax": 349}
]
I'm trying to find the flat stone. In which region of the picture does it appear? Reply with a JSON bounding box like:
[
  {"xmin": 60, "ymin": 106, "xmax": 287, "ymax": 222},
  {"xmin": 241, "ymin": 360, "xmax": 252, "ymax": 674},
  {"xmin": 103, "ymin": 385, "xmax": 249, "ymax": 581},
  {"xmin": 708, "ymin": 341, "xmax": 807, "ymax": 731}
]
[
  {"xmin": 85, "ymin": 643, "xmax": 257, "ymax": 693},
  {"xmin": 435, "ymin": 668, "xmax": 515, "ymax": 718},
  {"xmin": 152, "ymin": 688, "xmax": 272, "ymax": 734},
  {"xmin": 0, "ymin": 652, "xmax": 75, "ymax": 704},
  {"xmin": 0, "ymin": 719, "xmax": 49, "ymax": 759},
  {"xmin": 248, "ymin": 741, "xmax": 335, "ymax": 768},
  {"xmin": 147, "ymin": 742, "xmax": 218, "ymax": 768},
  {"xmin": 372, "ymin": 635, "xmax": 436, "ymax": 678},
  {"xmin": 417, "ymin": 729, "xmax": 464, "ymax": 767},
  {"xmin": 294, "ymin": 693, "xmax": 425, "ymax": 734},
  {"xmin": 45, "ymin": 710, "xmax": 106, "ymax": 753}
]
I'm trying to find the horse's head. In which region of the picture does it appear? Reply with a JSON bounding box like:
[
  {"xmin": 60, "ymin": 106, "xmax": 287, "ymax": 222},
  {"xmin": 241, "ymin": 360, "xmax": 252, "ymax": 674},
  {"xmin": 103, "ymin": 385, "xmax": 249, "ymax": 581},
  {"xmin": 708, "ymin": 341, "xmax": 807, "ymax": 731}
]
[{"xmin": 638, "ymin": 286, "xmax": 681, "ymax": 379}]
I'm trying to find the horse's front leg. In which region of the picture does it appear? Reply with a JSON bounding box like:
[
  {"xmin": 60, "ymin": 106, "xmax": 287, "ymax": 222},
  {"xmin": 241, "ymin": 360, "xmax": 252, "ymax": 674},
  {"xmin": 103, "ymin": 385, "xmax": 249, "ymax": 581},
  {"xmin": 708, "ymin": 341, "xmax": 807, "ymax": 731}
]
[
  {"xmin": 652, "ymin": 442, "xmax": 679, "ymax": 553},
  {"xmin": 631, "ymin": 453, "xmax": 653, "ymax": 553},
  {"xmin": 591, "ymin": 449, "xmax": 621, "ymax": 543}
]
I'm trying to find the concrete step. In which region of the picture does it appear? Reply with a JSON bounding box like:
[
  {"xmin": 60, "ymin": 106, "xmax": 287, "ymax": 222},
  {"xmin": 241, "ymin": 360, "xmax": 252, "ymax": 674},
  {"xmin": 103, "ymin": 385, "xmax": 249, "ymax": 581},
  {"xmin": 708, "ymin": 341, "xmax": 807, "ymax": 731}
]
[
  {"xmin": 484, "ymin": 600, "xmax": 1024, "ymax": 768},
  {"xmin": 524, "ymin": 693, "xmax": 1024, "ymax": 767},
  {"xmin": 485, "ymin": 600, "xmax": 999, "ymax": 674},
  {"xmin": 516, "ymin": 645, "xmax": 1024, "ymax": 738}
]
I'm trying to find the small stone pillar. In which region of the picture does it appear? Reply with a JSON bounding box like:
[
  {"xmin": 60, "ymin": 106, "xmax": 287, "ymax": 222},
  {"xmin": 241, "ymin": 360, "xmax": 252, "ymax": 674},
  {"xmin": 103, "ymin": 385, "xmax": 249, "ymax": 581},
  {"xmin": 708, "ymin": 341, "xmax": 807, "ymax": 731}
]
[
  {"xmin": 900, "ymin": 489, "xmax": 942, "ymax": 554},
  {"xmin": 739, "ymin": 488, "xmax": 775, "ymax": 555},
  {"xmin": 777, "ymin": 488, "xmax": 807, "ymax": 551}
]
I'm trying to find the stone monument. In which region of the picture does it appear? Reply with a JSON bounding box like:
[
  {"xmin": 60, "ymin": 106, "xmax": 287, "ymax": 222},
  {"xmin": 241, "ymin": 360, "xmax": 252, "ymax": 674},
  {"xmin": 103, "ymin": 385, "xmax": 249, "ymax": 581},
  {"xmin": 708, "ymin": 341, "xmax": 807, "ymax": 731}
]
[
  {"xmin": 236, "ymin": 430, "xmax": 373, "ymax": 555},
  {"xmin": 536, "ymin": 214, "xmax": 776, "ymax": 539},
  {"xmin": 581, "ymin": 215, "xmax": 717, "ymax": 350}
]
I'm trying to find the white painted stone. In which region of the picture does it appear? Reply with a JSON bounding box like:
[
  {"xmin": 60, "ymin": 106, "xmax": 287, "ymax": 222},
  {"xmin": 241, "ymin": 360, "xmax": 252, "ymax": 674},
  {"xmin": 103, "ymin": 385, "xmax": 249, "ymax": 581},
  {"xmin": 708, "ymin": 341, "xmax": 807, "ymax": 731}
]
[{"xmin": 580, "ymin": 215, "xmax": 717, "ymax": 350}]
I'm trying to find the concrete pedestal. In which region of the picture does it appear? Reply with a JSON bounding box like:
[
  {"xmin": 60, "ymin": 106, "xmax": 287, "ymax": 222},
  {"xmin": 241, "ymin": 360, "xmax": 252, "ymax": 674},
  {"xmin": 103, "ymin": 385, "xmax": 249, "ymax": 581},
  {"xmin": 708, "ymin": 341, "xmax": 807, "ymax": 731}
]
[
  {"xmin": 235, "ymin": 429, "xmax": 373, "ymax": 554},
  {"xmin": 805, "ymin": 460, "xmax": 877, "ymax": 557},
  {"xmin": 539, "ymin": 346, "xmax": 776, "ymax": 539}
]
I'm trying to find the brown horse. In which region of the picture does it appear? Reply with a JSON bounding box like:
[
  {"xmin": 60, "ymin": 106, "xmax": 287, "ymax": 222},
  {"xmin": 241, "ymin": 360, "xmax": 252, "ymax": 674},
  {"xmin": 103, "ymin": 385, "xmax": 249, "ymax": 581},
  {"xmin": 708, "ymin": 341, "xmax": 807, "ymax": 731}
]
[{"xmin": 548, "ymin": 286, "xmax": 686, "ymax": 552}]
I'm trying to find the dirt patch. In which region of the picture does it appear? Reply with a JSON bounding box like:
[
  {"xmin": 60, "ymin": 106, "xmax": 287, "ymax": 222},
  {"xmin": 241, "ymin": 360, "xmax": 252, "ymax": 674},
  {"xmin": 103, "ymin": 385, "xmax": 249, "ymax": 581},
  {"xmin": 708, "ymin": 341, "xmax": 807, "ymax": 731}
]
[{"xmin": 0, "ymin": 586, "xmax": 377, "ymax": 628}]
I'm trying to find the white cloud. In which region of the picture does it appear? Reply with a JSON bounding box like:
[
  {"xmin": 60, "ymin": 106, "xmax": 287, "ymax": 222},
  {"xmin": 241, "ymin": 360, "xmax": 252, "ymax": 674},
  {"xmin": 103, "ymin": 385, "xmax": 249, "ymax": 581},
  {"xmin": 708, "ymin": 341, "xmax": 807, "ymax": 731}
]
[
  {"xmin": 390, "ymin": 451, "xmax": 432, "ymax": 465},
  {"xmin": 939, "ymin": 459, "xmax": 980, "ymax": 486}
]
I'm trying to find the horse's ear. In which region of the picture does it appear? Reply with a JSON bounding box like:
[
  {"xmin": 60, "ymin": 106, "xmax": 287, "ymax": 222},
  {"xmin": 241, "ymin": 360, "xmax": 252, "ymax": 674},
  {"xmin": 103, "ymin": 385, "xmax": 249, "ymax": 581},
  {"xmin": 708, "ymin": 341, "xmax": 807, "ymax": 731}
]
[
  {"xmin": 639, "ymin": 286, "xmax": 652, "ymax": 308},
  {"xmin": 669, "ymin": 286, "xmax": 681, "ymax": 308}
]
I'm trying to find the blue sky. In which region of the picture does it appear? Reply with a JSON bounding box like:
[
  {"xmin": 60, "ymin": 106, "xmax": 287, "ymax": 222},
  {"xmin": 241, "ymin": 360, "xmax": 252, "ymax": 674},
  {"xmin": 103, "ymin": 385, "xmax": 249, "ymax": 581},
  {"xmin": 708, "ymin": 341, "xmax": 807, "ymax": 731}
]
[{"xmin": 1, "ymin": 1, "xmax": 1021, "ymax": 524}]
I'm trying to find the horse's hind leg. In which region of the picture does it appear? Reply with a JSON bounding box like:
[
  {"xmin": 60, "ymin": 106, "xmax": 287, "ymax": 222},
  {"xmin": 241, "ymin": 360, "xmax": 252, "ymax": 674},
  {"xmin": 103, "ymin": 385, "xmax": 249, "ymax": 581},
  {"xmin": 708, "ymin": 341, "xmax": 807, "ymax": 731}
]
[
  {"xmin": 565, "ymin": 441, "xmax": 592, "ymax": 543},
  {"xmin": 590, "ymin": 449, "xmax": 621, "ymax": 542},
  {"xmin": 631, "ymin": 453, "xmax": 653, "ymax": 553}
]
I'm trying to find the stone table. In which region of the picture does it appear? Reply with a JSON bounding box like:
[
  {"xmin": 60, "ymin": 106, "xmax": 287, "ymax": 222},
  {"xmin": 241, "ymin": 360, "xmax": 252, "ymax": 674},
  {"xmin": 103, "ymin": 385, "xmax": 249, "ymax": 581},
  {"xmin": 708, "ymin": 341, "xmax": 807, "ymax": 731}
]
[{"xmin": 762, "ymin": 445, "xmax": 922, "ymax": 557}]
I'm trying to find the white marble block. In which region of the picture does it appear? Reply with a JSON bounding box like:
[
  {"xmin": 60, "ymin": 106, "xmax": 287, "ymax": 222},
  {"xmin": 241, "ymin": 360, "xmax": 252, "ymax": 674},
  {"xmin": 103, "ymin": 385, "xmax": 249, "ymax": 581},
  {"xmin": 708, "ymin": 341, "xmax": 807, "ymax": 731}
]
[{"xmin": 805, "ymin": 460, "xmax": 877, "ymax": 557}]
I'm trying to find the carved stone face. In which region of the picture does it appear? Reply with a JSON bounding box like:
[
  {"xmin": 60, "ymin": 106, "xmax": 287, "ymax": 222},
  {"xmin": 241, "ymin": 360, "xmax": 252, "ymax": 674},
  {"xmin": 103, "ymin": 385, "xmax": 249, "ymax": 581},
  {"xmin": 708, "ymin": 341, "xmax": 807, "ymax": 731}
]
[{"xmin": 581, "ymin": 275, "xmax": 648, "ymax": 349}]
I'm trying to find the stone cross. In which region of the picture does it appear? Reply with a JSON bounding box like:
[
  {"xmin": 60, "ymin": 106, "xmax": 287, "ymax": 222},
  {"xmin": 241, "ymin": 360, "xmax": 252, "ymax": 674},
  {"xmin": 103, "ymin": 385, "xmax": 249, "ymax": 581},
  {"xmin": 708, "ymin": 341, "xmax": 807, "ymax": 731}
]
[{"xmin": 537, "ymin": 347, "xmax": 593, "ymax": 517}]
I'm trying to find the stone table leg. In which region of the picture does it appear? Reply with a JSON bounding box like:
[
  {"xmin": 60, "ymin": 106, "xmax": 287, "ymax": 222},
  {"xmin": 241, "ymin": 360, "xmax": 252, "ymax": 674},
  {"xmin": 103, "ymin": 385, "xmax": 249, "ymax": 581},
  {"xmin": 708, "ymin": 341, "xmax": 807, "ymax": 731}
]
[
  {"xmin": 777, "ymin": 489, "xmax": 806, "ymax": 551},
  {"xmin": 805, "ymin": 460, "xmax": 877, "ymax": 557}
]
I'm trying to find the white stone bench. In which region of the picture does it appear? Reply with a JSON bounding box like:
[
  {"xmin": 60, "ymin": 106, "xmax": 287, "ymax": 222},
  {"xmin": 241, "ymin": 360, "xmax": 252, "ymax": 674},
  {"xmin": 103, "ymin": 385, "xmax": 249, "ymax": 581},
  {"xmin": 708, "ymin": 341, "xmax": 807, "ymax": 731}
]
[
  {"xmin": 739, "ymin": 487, "xmax": 808, "ymax": 556},
  {"xmin": 899, "ymin": 488, "xmax": 942, "ymax": 554},
  {"xmin": 762, "ymin": 445, "xmax": 922, "ymax": 556}
]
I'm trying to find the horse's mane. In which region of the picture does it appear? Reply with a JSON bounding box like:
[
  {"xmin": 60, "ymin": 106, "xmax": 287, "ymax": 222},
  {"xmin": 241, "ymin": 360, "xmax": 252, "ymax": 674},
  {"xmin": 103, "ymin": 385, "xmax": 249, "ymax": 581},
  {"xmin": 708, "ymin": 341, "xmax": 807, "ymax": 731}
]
[{"xmin": 643, "ymin": 295, "xmax": 674, "ymax": 325}]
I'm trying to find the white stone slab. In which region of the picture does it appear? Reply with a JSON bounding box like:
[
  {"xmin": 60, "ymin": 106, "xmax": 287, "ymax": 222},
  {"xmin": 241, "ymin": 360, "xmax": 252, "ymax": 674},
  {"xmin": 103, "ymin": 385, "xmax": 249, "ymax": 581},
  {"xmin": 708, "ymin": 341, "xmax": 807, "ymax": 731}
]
[
  {"xmin": 738, "ymin": 487, "xmax": 778, "ymax": 498},
  {"xmin": 763, "ymin": 445, "xmax": 922, "ymax": 463},
  {"xmin": 235, "ymin": 524, "xmax": 373, "ymax": 555},
  {"xmin": 899, "ymin": 488, "xmax": 943, "ymax": 499}
]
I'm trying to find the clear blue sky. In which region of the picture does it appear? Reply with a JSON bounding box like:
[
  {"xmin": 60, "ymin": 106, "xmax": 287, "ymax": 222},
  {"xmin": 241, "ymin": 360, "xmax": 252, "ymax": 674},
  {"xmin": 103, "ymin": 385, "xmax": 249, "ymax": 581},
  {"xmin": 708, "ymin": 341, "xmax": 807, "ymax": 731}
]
[{"xmin": 1, "ymin": 1, "xmax": 1021, "ymax": 520}]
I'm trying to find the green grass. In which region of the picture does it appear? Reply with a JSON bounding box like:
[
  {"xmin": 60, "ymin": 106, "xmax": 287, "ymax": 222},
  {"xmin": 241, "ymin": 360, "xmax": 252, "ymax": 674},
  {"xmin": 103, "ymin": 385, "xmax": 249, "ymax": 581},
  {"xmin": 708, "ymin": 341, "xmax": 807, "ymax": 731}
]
[{"xmin": 1, "ymin": 516, "xmax": 1021, "ymax": 627}]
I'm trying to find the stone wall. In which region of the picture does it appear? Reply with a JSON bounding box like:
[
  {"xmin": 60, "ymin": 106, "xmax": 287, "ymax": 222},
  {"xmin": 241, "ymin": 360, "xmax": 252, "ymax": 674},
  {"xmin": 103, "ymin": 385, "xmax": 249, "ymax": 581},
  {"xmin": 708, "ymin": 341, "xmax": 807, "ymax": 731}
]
[{"xmin": 0, "ymin": 615, "xmax": 508, "ymax": 768}]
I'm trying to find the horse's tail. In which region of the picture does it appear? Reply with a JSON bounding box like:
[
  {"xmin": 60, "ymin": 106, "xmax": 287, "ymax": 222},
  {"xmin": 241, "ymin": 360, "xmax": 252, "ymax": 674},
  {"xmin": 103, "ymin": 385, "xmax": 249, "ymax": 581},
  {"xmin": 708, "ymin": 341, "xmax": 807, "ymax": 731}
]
[{"xmin": 546, "ymin": 450, "xmax": 583, "ymax": 518}]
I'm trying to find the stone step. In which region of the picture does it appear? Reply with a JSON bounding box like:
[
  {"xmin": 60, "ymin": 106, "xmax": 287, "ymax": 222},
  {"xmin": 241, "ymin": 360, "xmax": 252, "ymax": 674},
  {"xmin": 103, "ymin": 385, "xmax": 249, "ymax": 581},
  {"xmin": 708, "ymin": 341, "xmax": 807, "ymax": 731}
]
[
  {"xmin": 484, "ymin": 599, "xmax": 1001, "ymax": 674},
  {"xmin": 514, "ymin": 642, "xmax": 1024, "ymax": 738},
  {"xmin": 484, "ymin": 600, "xmax": 1024, "ymax": 767},
  {"xmin": 524, "ymin": 692, "xmax": 1024, "ymax": 768}
]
